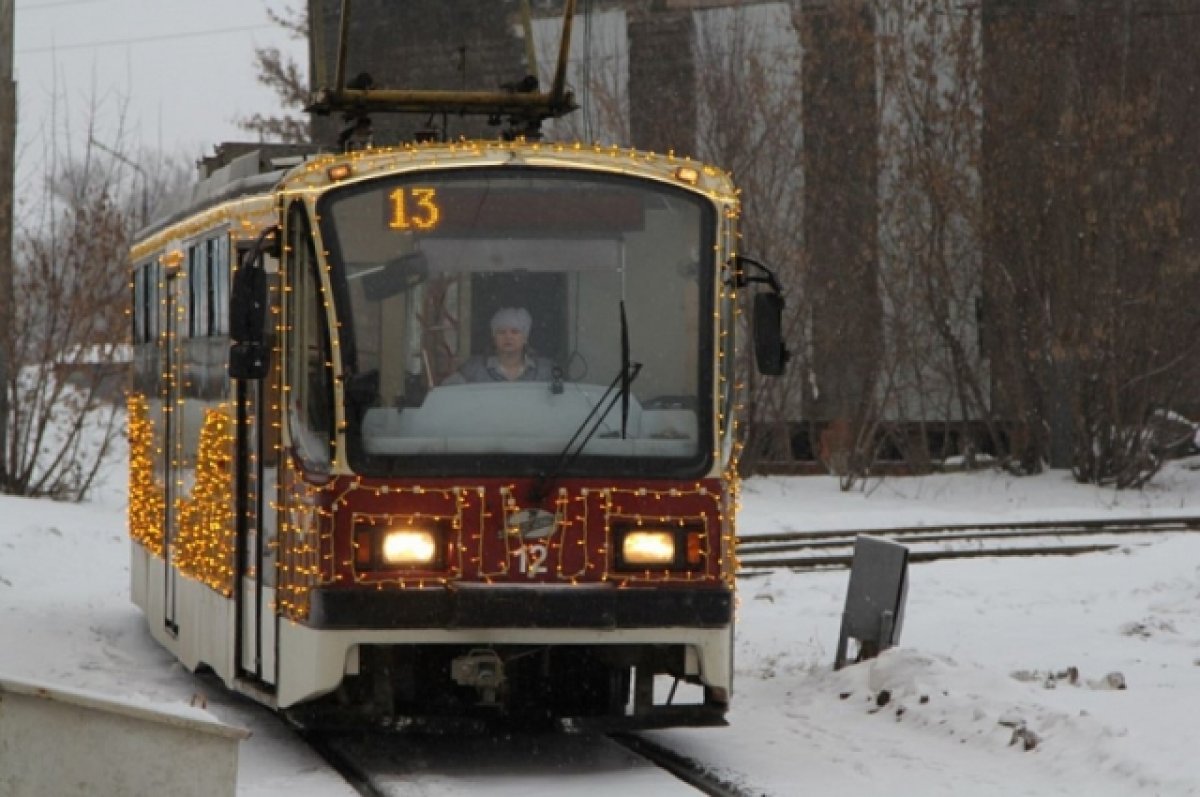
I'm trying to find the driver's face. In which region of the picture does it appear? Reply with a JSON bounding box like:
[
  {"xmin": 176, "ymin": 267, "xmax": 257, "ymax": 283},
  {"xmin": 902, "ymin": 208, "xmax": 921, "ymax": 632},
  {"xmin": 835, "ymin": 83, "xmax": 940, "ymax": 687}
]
[{"xmin": 493, "ymin": 325, "xmax": 527, "ymax": 355}]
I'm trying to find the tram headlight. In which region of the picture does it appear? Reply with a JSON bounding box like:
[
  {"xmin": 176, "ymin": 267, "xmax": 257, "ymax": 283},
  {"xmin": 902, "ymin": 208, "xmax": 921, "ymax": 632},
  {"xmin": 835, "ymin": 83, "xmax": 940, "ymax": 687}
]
[
  {"xmin": 381, "ymin": 528, "xmax": 439, "ymax": 566},
  {"xmin": 354, "ymin": 521, "xmax": 446, "ymax": 571},
  {"xmin": 621, "ymin": 530, "xmax": 677, "ymax": 566},
  {"xmin": 615, "ymin": 526, "xmax": 708, "ymax": 572}
]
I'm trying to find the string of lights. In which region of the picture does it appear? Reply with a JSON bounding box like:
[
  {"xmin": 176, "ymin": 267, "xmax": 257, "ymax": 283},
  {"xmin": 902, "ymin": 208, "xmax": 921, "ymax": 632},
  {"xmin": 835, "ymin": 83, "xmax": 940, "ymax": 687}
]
[
  {"xmin": 127, "ymin": 393, "xmax": 164, "ymax": 557},
  {"xmin": 172, "ymin": 406, "xmax": 236, "ymax": 595},
  {"xmin": 128, "ymin": 139, "xmax": 747, "ymax": 623}
]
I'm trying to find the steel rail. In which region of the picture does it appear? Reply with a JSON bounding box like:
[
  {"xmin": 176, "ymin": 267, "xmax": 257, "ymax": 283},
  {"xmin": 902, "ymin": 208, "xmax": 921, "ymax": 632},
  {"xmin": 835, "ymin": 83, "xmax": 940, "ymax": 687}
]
[
  {"xmin": 734, "ymin": 517, "xmax": 1200, "ymax": 572},
  {"xmin": 735, "ymin": 515, "xmax": 1200, "ymax": 546},
  {"xmin": 297, "ymin": 730, "xmax": 388, "ymax": 797},
  {"xmin": 303, "ymin": 726, "xmax": 754, "ymax": 796},
  {"xmin": 608, "ymin": 732, "xmax": 757, "ymax": 797},
  {"xmin": 739, "ymin": 541, "xmax": 1124, "ymax": 571},
  {"xmin": 737, "ymin": 522, "xmax": 1195, "ymax": 555}
]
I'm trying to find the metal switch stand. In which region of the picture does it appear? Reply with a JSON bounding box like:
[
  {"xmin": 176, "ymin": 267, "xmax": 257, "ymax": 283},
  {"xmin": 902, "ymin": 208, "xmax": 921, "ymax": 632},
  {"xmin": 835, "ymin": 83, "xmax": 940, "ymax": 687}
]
[{"xmin": 835, "ymin": 534, "xmax": 910, "ymax": 670}]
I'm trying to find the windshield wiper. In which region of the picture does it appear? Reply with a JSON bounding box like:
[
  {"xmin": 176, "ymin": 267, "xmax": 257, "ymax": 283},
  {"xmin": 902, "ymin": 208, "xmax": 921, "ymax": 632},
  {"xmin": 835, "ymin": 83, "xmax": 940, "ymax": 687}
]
[
  {"xmin": 529, "ymin": 301, "xmax": 641, "ymax": 502},
  {"xmin": 528, "ymin": 362, "xmax": 642, "ymax": 502}
]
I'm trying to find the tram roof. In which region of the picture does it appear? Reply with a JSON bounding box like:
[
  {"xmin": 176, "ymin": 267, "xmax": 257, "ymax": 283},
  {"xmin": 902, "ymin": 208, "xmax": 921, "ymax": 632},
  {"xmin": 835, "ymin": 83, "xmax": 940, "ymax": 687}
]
[
  {"xmin": 133, "ymin": 140, "xmax": 738, "ymax": 259},
  {"xmin": 277, "ymin": 140, "xmax": 738, "ymax": 202}
]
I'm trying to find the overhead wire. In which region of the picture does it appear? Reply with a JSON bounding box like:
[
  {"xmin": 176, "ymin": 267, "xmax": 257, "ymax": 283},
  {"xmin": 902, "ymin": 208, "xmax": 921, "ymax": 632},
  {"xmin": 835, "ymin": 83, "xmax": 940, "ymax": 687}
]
[
  {"xmin": 17, "ymin": 0, "xmax": 106, "ymax": 10},
  {"xmin": 18, "ymin": 23, "xmax": 275, "ymax": 55}
]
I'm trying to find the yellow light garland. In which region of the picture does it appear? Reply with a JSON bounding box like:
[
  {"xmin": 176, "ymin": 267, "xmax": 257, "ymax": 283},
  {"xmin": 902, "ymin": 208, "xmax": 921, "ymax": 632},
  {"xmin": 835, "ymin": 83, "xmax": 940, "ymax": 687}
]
[
  {"xmin": 172, "ymin": 405, "xmax": 237, "ymax": 596},
  {"xmin": 127, "ymin": 393, "xmax": 165, "ymax": 557}
]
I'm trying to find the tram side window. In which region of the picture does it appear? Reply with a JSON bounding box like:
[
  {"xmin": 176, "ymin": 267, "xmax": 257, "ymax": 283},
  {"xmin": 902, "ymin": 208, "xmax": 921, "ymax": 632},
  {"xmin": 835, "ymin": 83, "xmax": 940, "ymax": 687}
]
[
  {"xmin": 184, "ymin": 236, "xmax": 232, "ymax": 338},
  {"xmin": 146, "ymin": 262, "xmax": 160, "ymax": 343},
  {"xmin": 136, "ymin": 262, "xmax": 152, "ymax": 343},
  {"xmin": 137, "ymin": 260, "xmax": 162, "ymax": 395},
  {"xmin": 205, "ymin": 239, "xmax": 217, "ymax": 335},
  {"xmin": 132, "ymin": 263, "xmax": 146, "ymax": 344},
  {"xmin": 188, "ymin": 244, "xmax": 207, "ymax": 338},
  {"xmin": 132, "ymin": 262, "xmax": 149, "ymax": 394},
  {"xmin": 212, "ymin": 235, "xmax": 229, "ymax": 336},
  {"xmin": 288, "ymin": 204, "xmax": 334, "ymax": 471}
]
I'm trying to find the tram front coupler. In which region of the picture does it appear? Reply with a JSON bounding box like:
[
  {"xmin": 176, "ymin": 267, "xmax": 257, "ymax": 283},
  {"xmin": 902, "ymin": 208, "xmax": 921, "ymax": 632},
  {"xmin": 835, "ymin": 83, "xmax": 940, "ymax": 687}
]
[{"xmin": 450, "ymin": 649, "xmax": 508, "ymax": 706}]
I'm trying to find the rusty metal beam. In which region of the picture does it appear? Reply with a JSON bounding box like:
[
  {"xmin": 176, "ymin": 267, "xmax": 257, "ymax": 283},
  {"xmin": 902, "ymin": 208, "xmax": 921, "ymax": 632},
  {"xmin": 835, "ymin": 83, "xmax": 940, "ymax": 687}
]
[
  {"xmin": 334, "ymin": 0, "xmax": 352, "ymax": 94},
  {"xmin": 549, "ymin": 0, "xmax": 577, "ymax": 108},
  {"xmin": 308, "ymin": 87, "xmax": 576, "ymax": 120}
]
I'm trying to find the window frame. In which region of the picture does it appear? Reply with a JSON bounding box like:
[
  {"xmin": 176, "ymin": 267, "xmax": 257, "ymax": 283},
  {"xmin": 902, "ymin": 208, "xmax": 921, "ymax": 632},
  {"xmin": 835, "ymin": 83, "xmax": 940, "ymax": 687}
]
[
  {"xmin": 317, "ymin": 166, "xmax": 719, "ymax": 480},
  {"xmin": 285, "ymin": 200, "xmax": 336, "ymax": 473}
]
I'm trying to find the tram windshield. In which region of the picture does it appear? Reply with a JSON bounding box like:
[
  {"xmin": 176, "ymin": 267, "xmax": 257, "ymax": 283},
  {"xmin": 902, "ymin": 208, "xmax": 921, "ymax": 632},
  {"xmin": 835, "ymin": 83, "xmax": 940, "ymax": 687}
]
[{"xmin": 318, "ymin": 168, "xmax": 716, "ymax": 478}]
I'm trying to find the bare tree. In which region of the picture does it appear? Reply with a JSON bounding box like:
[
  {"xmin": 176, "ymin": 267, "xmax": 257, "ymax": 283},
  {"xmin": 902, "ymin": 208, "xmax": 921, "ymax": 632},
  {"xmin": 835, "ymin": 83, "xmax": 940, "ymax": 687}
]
[
  {"xmin": 4, "ymin": 152, "xmax": 128, "ymax": 498},
  {"xmin": 789, "ymin": 0, "xmax": 891, "ymax": 486},
  {"xmin": 983, "ymin": 1, "xmax": 1200, "ymax": 486},
  {"xmin": 692, "ymin": 4, "xmax": 808, "ymax": 471},
  {"xmin": 241, "ymin": 2, "xmax": 313, "ymax": 143},
  {"xmin": 873, "ymin": 0, "xmax": 1006, "ymax": 472},
  {"xmin": 2, "ymin": 88, "xmax": 186, "ymax": 499}
]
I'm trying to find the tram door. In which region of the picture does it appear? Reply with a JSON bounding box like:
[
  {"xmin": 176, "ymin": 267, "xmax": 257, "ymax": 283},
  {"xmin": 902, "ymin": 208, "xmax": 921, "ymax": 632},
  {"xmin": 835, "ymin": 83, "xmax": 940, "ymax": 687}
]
[
  {"xmin": 161, "ymin": 257, "xmax": 184, "ymax": 635},
  {"xmin": 234, "ymin": 247, "xmax": 281, "ymax": 687}
]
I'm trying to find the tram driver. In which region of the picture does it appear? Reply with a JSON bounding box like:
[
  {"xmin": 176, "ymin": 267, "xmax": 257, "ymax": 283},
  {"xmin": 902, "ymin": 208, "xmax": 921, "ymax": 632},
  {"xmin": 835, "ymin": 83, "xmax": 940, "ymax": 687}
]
[{"xmin": 443, "ymin": 306, "xmax": 556, "ymax": 385}]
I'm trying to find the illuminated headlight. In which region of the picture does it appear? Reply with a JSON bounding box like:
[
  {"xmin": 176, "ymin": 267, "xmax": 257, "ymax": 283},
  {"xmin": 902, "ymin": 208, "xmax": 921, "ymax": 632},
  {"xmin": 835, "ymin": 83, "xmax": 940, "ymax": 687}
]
[
  {"xmin": 622, "ymin": 530, "xmax": 676, "ymax": 566},
  {"xmin": 381, "ymin": 529, "xmax": 438, "ymax": 566},
  {"xmin": 615, "ymin": 526, "xmax": 707, "ymax": 572}
]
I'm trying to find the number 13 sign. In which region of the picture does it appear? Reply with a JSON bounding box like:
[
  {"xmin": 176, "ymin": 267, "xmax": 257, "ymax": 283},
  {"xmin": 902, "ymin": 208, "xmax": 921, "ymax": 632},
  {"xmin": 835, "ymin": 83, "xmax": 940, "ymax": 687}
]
[{"xmin": 388, "ymin": 187, "xmax": 441, "ymax": 231}]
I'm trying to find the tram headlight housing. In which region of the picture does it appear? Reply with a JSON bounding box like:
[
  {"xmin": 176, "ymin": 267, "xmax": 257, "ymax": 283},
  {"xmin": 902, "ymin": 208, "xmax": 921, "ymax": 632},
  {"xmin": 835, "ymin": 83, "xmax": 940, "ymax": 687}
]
[
  {"xmin": 615, "ymin": 526, "xmax": 707, "ymax": 571},
  {"xmin": 354, "ymin": 522, "xmax": 445, "ymax": 570}
]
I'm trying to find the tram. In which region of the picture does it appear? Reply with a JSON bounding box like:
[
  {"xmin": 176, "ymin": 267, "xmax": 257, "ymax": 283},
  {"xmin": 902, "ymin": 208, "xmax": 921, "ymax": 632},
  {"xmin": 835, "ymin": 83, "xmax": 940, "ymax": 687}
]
[{"xmin": 127, "ymin": 137, "xmax": 786, "ymax": 727}]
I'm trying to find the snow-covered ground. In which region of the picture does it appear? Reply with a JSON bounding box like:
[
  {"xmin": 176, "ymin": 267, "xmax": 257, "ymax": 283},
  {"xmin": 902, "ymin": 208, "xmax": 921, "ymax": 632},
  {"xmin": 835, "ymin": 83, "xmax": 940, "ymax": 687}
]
[{"xmin": 3, "ymin": 450, "xmax": 1200, "ymax": 795}]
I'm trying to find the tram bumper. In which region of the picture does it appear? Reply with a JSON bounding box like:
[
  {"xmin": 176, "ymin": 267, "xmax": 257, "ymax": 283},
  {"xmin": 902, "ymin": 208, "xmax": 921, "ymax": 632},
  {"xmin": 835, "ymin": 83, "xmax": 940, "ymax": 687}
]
[
  {"xmin": 306, "ymin": 584, "xmax": 732, "ymax": 630},
  {"xmin": 277, "ymin": 586, "xmax": 734, "ymax": 714}
]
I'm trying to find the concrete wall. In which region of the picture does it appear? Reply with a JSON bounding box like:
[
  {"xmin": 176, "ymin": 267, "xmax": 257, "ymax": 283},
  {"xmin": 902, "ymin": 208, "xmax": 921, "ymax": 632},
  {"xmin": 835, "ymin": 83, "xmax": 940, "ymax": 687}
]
[{"xmin": 0, "ymin": 675, "xmax": 248, "ymax": 797}]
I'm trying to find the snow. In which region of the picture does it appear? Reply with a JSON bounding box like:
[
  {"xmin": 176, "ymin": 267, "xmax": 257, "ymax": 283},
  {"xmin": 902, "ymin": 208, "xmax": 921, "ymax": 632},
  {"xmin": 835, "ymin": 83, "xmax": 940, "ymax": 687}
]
[{"xmin": 3, "ymin": 446, "xmax": 1200, "ymax": 795}]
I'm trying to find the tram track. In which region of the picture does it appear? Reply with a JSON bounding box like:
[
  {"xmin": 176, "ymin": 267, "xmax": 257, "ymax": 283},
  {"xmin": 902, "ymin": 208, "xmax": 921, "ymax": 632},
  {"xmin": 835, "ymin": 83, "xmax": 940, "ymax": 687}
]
[
  {"xmin": 609, "ymin": 732, "xmax": 757, "ymax": 797},
  {"xmin": 300, "ymin": 727, "xmax": 750, "ymax": 796},
  {"xmin": 298, "ymin": 729, "xmax": 387, "ymax": 797},
  {"xmin": 735, "ymin": 516, "xmax": 1200, "ymax": 573}
]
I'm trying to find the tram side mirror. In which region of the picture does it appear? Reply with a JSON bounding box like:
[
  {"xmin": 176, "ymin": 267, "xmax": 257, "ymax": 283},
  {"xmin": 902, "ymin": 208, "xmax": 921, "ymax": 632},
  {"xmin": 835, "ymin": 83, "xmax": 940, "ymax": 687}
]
[
  {"xmin": 362, "ymin": 251, "xmax": 430, "ymax": 299},
  {"xmin": 229, "ymin": 230, "xmax": 275, "ymax": 380},
  {"xmin": 229, "ymin": 341, "xmax": 270, "ymax": 380},
  {"xmin": 754, "ymin": 291, "xmax": 789, "ymax": 376}
]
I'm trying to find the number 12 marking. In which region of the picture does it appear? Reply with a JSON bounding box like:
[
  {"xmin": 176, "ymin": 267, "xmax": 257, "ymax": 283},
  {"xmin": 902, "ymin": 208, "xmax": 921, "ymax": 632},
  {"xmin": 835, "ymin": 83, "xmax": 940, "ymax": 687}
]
[{"xmin": 516, "ymin": 543, "xmax": 548, "ymax": 576}]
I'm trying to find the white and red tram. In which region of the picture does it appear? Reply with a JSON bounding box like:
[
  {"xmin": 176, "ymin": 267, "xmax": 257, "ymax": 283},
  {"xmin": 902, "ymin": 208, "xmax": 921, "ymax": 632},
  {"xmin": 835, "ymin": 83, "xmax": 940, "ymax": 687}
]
[{"xmin": 128, "ymin": 140, "xmax": 785, "ymax": 728}]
